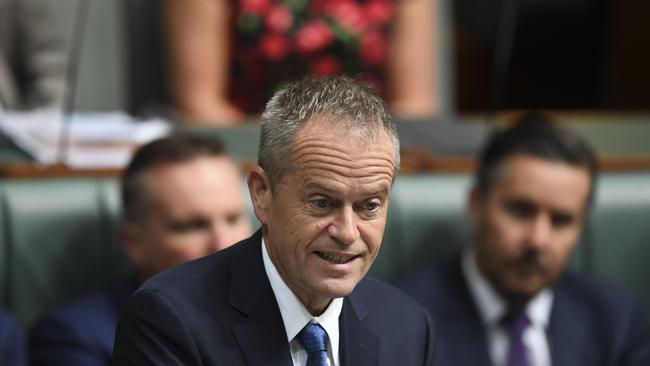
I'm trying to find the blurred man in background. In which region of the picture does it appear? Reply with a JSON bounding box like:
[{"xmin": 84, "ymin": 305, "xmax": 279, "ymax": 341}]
[
  {"xmin": 401, "ymin": 114, "xmax": 650, "ymax": 365},
  {"xmin": 29, "ymin": 134, "xmax": 252, "ymax": 365},
  {"xmin": 0, "ymin": 0, "xmax": 66, "ymax": 110}
]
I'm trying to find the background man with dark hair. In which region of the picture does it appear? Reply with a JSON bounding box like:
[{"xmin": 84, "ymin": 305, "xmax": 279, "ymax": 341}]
[
  {"xmin": 113, "ymin": 76, "xmax": 435, "ymax": 365},
  {"xmin": 401, "ymin": 114, "xmax": 650, "ymax": 365},
  {"xmin": 29, "ymin": 134, "xmax": 251, "ymax": 366}
]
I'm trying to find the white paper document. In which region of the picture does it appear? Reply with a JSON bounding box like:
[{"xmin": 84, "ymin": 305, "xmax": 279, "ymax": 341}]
[{"xmin": 0, "ymin": 110, "xmax": 172, "ymax": 168}]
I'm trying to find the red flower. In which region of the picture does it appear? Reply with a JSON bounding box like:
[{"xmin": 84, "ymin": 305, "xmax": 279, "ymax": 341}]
[
  {"xmin": 365, "ymin": 0, "xmax": 394, "ymax": 25},
  {"xmin": 259, "ymin": 33, "xmax": 290, "ymax": 61},
  {"xmin": 326, "ymin": 1, "xmax": 365, "ymax": 33},
  {"xmin": 360, "ymin": 31, "xmax": 386, "ymax": 66},
  {"xmin": 295, "ymin": 20, "xmax": 333, "ymax": 55},
  {"xmin": 241, "ymin": 0, "xmax": 270, "ymax": 15},
  {"xmin": 311, "ymin": 56, "xmax": 342, "ymax": 76},
  {"xmin": 265, "ymin": 5, "xmax": 293, "ymax": 33}
]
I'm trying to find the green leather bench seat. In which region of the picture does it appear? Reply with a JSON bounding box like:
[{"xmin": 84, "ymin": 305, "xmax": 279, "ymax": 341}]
[
  {"xmin": 0, "ymin": 179, "xmax": 130, "ymax": 326},
  {"xmin": 1, "ymin": 172, "xmax": 649, "ymax": 329}
]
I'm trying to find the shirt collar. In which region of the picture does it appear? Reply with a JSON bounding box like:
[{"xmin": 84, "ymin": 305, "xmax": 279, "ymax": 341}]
[
  {"xmin": 261, "ymin": 238, "xmax": 343, "ymax": 357},
  {"xmin": 462, "ymin": 247, "xmax": 553, "ymax": 329}
]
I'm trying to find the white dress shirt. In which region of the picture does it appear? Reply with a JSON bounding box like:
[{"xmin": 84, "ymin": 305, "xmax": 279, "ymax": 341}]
[
  {"xmin": 262, "ymin": 239, "xmax": 343, "ymax": 366},
  {"xmin": 462, "ymin": 248, "xmax": 553, "ymax": 366}
]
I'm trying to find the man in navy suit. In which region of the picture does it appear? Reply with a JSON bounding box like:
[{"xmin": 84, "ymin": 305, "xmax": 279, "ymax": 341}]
[
  {"xmin": 401, "ymin": 114, "xmax": 650, "ymax": 365},
  {"xmin": 28, "ymin": 134, "xmax": 252, "ymax": 365},
  {"xmin": 1, "ymin": 308, "xmax": 27, "ymax": 366},
  {"xmin": 113, "ymin": 76, "xmax": 435, "ymax": 365}
]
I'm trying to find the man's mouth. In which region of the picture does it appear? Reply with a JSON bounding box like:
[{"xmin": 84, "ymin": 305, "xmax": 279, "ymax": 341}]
[{"xmin": 315, "ymin": 251, "xmax": 357, "ymax": 264}]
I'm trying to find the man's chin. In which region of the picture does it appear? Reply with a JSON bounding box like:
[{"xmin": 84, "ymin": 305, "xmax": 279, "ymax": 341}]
[
  {"xmin": 502, "ymin": 281, "xmax": 546, "ymax": 305},
  {"xmin": 315, "ymin": 278, "xmax": 359, "ymax": 299}
]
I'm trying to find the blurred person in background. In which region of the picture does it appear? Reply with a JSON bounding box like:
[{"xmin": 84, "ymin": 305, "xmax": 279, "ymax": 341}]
[
  {"xmin": 401, "ymin": 114, "xmax": 650, "ymax": 365},
  {"xmin": 164, "ymin": 0, "xmax": 437, "ymax": 125},
  {"xmin": 28, "ymin": 134, "xmax": 252, "ymax": 366},
  {"xmin": 0, "ymin": 0, "xmax": 66, "ymax": 110},
  {"xmin": 0, "ymin": 308, "xmax": 27, "ymax": 366}
]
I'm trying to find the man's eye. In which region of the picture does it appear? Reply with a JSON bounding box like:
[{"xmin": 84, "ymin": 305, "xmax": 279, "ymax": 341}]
[
  {"xmin": 311, "ymin": 199, "xmax": 330, "ymax": 209},
  {"xmin": 551, "ymin": 213, "xmax": 573, "ymax": 228},
  {"xmin": 505, "ymin": 201, "xmax": 535, "ymax": 219},
  {"xmin": 168, "ymin": 219, "xmax": 209, "ymax": 233},
  {"xmin": 365, "ymin": 201, "xmax": 380, "ymax": 212}
]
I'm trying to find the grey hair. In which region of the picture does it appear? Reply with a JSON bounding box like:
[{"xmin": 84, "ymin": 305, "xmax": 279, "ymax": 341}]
[{"xmin": 258, "ymin": 76, "xmax": 400, "ymax": 187}]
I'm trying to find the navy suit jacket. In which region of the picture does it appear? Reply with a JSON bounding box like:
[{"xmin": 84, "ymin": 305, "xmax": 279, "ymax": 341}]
[
  {"xmin": 400, "ymin": 254, "xmax": 650, "ymax": 366},
  {"xmin": 28, "ymin": 275, "xmax": 138, "ymax": 366},
  {"xmin": 113, "ymin": 230, "xmax": 435, "ymax": 365},
  {"xmin": 0, "ymin": 308, "xmax": 27, "ymax": 366}
]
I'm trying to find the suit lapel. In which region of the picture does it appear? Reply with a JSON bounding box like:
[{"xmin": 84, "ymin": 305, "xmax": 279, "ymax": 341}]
[
  {"xmin": 339, "ymin": 290, "xmax": 379, "ymax": 366},
  {"xmin": 445, "ymin": 257, "xmax": 493, "ymax": 365},
  {"xmin": 548, "ymin": 278, "xmax": 598, "ymax": 366},
  {"xmin": 228, "ymin": 231, "xmax": 293, "ymax": 366}
]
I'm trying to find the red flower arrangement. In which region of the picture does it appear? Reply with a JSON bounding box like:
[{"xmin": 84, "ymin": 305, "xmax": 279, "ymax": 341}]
[{"xmin": 232, "ymin": 0, "xmax": 395, "ymax": 112}]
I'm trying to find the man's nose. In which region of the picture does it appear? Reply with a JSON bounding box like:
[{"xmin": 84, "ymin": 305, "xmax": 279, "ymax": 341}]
[
  {"xmin": 525, "ymin": 215, "xmax": 552, "ymax": 250},
  {"xmin": 327, "ymin": 206, "xmax": 360, "ymax": 246},
  {"xmin": 207, "ymin": 223, "xmax": 229, "ymax": 253}
]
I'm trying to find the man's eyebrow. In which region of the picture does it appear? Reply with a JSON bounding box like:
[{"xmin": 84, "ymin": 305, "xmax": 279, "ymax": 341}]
[
  {"xmin": 304, "ymin": 182, "xmax": 390, "ymax": 197},
  {"xmin": 304, "ymin": 182, "xmax": 337, "ymax": 193}
]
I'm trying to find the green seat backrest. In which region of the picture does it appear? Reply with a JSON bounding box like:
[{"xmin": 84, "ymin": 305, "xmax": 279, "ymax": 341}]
[
  {"xmin": 0, "ymin": 178, "xmax": 130, "ymax": 326},
  {"xmin": 1, "ymin": 173, "xmax": 649, "ymax": 328},
  {"xmin": 371, "ymin": 174, "xmax": 472, "ymax": 282},
  {"xmin": 583, "ymin": 173, "xmax": 650, "ymax": 316}
]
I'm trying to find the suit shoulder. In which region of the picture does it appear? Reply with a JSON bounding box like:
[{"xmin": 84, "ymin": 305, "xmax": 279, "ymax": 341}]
[
  {"xmin": 139, "ymin": 238, "xmax": 249, "ymax": 294},
  {"xmin": 398, "ymin": 256, "xmax": 459, "ymax": 307},
  {"xmin": 557, "ymin": 272, "xmax": 643, "ymax": 314},
  {"xmin": 0, "ymin": 309, "xmax": 22, "ymax": 339},
  {"xmin": 355, "ymin": 276, "xmax": 429, "ymax": 314},
  {"xmin": 32, "ymin": 287, "xmax": 117, "ymax": 330}
]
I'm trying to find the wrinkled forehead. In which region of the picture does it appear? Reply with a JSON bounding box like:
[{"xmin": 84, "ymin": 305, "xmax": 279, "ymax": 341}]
[{"xmin": 294, "ymin": 116, "xmax": 395, "ymax": 158}]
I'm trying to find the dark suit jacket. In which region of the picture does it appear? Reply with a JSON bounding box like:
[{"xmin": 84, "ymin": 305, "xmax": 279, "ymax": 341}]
[
  {"xmin": 113, "ymin": 230, "xmax": 435, "ymax": 365},
  {"xmin": 400, "ymin": 254, "xmax": 650, "ymax": 366},
  {"xmin": 0, "ymin": 308, "xmax": 27, "ymax": 366},
  {"xmin": 28, "ymin": 275, "xmax": 138, "ymax": 366}
]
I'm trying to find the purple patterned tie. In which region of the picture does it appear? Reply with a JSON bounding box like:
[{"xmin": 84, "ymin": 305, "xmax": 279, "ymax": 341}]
[
  {"xmin": 297, "ymin": 323, "xmax": 329, "ymax": 366},
  {"xmin": 502, "ymin": 309, "xmax": 530, "ymax": 366}
]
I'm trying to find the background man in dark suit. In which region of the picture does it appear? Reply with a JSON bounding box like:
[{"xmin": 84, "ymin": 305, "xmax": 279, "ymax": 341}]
[
  {"xmin": 29, "ymin": 134, "xmax": 252, "ymax": 365},
  {"xmin": 401, "ymin": 114, "xmax": 650, "ymax": 365},
  {"xmin": 113, "ymin": 76, "xmax": 435, "ymax": 365},
  {"xmin": 1, "ymin": 308, "xmax": 26, "ymax": 366}
]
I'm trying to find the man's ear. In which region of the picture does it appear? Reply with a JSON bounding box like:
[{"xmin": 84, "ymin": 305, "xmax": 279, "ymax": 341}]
[
  {"xmin": 121, "ymin": 223, "xmax": 144, "ymax": 268},
  {"xmin": 248, "ymin": 165, "xmax": 272, "ymax": 225},
  {"xmin": 468, "ymin": 186, "xmax": 483, "ymax": 228}
]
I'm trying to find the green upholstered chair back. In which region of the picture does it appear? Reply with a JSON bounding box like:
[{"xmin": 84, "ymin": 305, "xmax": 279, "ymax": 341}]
[{"xmin": 1, "ymin": 173, "xmax": 649, "ymax": 329}]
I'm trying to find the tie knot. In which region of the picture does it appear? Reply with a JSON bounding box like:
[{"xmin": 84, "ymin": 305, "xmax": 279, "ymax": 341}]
[
  {"xmin": 298, "ymin": 323, "xmax": 329, "ymax": 354},
  {"xmin": 501, "ymin": 308, "xmax": 529, "ymax": 333}
]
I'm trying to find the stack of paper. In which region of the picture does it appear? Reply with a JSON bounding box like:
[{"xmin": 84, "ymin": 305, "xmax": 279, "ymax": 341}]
[{"xmin": 0, "ymin": 110, "xmax": 172, "ymax": 168}]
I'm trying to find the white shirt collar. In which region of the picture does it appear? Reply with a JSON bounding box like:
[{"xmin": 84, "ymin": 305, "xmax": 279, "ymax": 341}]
[
  {"xmin": 261, "ymin": 238, "xmax": 342, "ymax": 364},
  {"xmin": 462, "ymin": 247, "xmax": 553, "ymax": 329}
]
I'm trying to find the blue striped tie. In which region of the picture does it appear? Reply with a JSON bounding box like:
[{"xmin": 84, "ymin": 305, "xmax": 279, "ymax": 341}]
[{"xmin": 297, "ymin": 323, "xmax": 329, "ymax": 366}]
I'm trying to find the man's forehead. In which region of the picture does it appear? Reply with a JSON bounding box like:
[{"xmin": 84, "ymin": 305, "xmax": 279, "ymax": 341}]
[{"xmin": 493, "ymin": 157, "xmax": 592, "ymax": 210}]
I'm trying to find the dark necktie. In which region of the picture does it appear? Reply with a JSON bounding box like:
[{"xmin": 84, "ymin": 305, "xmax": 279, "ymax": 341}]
[
  {"xmin": 502, "ymin": 309, "xmax": 530, "ymax": 366},
  {"xmin": 297, "ymin": 323, "xmax": 329, "ymax": 366}
]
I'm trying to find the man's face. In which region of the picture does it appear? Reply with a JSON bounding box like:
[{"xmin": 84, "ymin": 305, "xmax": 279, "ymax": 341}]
[
  {"xmin": 125, "ymin": 156, "xmax": 251, "ymax": 279},
  {"xmin": 249, "ymin": 118, "xmax": 396, "ymax": 314},
  {"xmin": 471, "ymin": 154, "xmax": 591, "ymax": 305}
]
